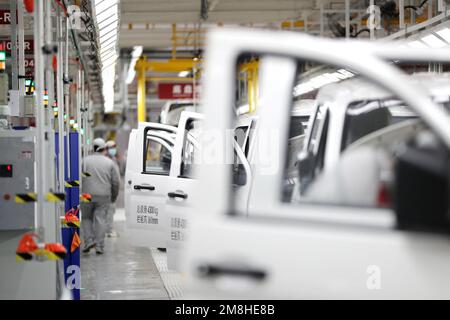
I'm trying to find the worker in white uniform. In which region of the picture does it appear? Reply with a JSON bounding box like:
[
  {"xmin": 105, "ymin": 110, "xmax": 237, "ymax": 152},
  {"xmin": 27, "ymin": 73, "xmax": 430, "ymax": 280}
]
[
  {"xmin": 105, "ymin": 140, "xmax": 120, "ymax": 238},
  {"xmin": 81, "ymin": 138, "xmax": 120, "ymax": 254}
]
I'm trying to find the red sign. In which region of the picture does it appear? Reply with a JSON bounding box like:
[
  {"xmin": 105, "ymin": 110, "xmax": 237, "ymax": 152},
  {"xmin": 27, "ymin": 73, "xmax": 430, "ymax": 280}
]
[
  {"xmin": 25, "ymin": 57, "xmax": 34, "ymax": 76},
  {"xmin": 1, "ymin": 39, "xmax": 34, "ymax": 54},
  {"xmin": 24, "ymin": 57, "xmax": 34, "ymax": 68},
  {"xmin": 0, "ymin": 10, "xmax": 11, "ymax": 25},
  {"xmin": 158, "ymin": 83, "xmax": 194, "ymax": 100}
]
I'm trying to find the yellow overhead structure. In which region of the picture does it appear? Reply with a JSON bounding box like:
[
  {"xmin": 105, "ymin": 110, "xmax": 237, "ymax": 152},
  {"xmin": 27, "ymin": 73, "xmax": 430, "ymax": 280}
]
[
  {"xmin": 146, "ymin": 77, "xmax": 194, "ymax": 82},
  {"xmin": 136, "ymin": 56, "xmax": 147, "ymax": 123},
  {"xmin": 281, "ymin": 20, "xmax": 305, "ymax": 29},
  {"xmin": 136, "ymin": 59, "xmax": 198, "ymax": 73},
  {"xmin": 239, "ymin": 60, "xmax": 259, "ymax": 113},
  {"xmin": 135, "ymin": 57, "xmax": 201, "ymax": 123}
]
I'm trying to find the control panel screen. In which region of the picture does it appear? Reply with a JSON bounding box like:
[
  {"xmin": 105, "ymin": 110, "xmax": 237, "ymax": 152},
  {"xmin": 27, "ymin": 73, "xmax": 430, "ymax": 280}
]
[{"xmin": 0, "ymin": 164, "xmax": 13, "ymax": 177}]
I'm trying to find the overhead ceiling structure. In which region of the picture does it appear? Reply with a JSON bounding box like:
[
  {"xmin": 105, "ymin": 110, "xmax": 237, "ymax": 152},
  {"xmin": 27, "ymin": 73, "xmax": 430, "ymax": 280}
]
[
  {"xmin": 119, "ymin": 0, "xmax": 450, "ymax": 118},
  {"xmin": 119, "ymin": 0, "xmax": 322, "ymax": 50},
  {"xmin": 92, "ymin": 0, "xmax": 120, "ymax": 112},
  {"xmin": 119, "ymin": 0, "xmax": 450, "ymax": 51}
]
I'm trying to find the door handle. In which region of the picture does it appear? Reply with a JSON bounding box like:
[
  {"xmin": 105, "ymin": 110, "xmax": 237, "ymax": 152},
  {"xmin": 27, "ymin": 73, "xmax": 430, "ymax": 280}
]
[
  {"xmin": 197, "ymin": 264, "xmax": 266, "ymax": 281},
  {"xmin": 134, "ymin": 185, "xmax": 155, "ymax": 191},
  {"xmin": 167, "ymin": 191, "xmax": 188, "ymax": 199}
]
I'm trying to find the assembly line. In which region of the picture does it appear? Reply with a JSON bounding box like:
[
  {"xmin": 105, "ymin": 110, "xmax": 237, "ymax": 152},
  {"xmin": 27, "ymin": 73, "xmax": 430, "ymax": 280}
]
[{"xmin": 0, "ymin": 0, "xmax": 450, "ymax": 304}]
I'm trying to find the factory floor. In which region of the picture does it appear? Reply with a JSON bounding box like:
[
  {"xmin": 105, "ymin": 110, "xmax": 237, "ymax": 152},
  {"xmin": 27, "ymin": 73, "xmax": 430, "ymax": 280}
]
[{"xmin": 80, "ymin": 208, "xmax": 183, "ymax": 300}]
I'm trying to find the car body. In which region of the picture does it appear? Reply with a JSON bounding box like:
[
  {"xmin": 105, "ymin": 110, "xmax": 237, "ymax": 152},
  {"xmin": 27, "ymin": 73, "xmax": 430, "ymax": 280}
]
[
  {"xmin": 182, "ymin": 28, "xmax": 450, "ymax": 299},
  {"xmin": 159, "ymin": 100, "xmax": 197, "ymax": 126},
  {"xmin": 298, "ymin": 73, "xmax": 450, "ymax": 202}
]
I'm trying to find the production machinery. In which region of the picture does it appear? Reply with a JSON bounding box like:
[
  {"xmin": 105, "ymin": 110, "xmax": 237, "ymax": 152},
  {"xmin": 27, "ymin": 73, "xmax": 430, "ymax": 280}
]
[
  {"xmin": 0, "ymin": 128, "xmax": 63, "ymax": 299},
  {"xmin": 0, "ymin": 0, "xmax": 95, "ymax": 299}
]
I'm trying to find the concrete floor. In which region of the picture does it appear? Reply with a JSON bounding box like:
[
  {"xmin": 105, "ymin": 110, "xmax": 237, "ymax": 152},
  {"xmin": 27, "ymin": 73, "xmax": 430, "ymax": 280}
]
[{"xmin": 80, "ymin": 209, "xmax": 170, "ymax": 300}]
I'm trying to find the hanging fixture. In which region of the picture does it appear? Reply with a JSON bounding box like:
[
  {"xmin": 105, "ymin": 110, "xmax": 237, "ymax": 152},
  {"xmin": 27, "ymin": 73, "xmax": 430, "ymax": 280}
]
[{"xmin": 93, "ymin": 0, "xmax": 120, "ymax": 113}]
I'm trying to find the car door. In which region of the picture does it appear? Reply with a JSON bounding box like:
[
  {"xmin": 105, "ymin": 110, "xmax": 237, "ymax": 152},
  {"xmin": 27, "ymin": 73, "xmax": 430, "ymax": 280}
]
[
  {"xmin": 124, "ymin": 122, "xmax": 177, "ymax": 248},
  {"xmin": 166, "ymin": 111, "xmax": 252, "ymax": 270},
  {"xmin": 164, "ymin": 112, "xmax": 203, "ymax": 270},
  {"xmin": 232, "ymin": 118, "xmax": 255, "ymax": 215},
  {"xmin": 182, "ymin": 29, "xmax": 450, "ymax": 299}
]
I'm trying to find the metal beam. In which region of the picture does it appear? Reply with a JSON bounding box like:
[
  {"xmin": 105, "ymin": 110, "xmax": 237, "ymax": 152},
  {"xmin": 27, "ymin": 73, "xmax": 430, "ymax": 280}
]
[
  {"xmin": 121, "ymin": 10, "xmax": 307, "ymax": 24},
  {"xmin": 135, "ymin": 58, "xmax": 198, "ymax": 73},
  {"xmin": 137, "ymin": 56, "xmax": 147, "ymax": 122},
  {"xmin": 34, "ymin": 0, "xmax": 46, "ymax": 239}
]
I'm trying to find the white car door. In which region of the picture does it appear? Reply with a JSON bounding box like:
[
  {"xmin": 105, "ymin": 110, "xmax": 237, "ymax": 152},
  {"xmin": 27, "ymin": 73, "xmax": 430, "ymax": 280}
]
[
  {"xmin": 166, "ymin": 111, "xmax": 252, "ymax": 270},
  {"xmin": 183, "ymin": 29, "xmax": 450, "ymax": 299},
  {"xmin": 165, "ymin": 112, "xmax": 203, "ymax": 270},
  {"xmin": 124, "ymin": 122, "xmax": 178, "ymax": 248},
  {"xmin": 232, "ymin": 117, "xmax": 255, "ymax": 215}
]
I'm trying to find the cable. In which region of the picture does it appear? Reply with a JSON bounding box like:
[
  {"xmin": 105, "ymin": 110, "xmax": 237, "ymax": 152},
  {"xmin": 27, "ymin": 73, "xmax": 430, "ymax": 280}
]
[
  {"xmin": 404, "ymin": 0, "xmax": 430, "ymax": 12},
  {"xmin": 354, "ymin": 28, "xmax": 370, "ymax": 37},
  {"xmin": 54, "ymin": 0, "xmax": 68, "ymax": 17}
]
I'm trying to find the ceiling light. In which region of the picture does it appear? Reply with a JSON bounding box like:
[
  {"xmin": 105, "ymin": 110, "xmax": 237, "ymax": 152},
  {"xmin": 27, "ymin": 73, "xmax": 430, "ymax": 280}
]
[
  {"xmin": 100, "ymin": 37, "xmax": 118, "ymax": 49},
  {"xmin": 421, "ymin": 34, "xmax": 446, "ymax": 48},
  {"xmin": 97, "ymin": 5, "xmax": 118, "ymax": 24},
  {"xmin": 99, "ymin": 23, "xmax": 118, "ymax": 39},
  {"xmin": 408, "ymin": 40, "xmax": 428, "ymax": 49},
  {"xmin": 94, "ymin": 0, "xmax": 120, "ymax": 114},
  {"xmin": 95, "ymin": 0, "xmax": 117, "ymax": 14},
  {"xmin": 102, "ymin": 55, "xmax": 118, "ymax": 69},
  {"xmin": 436, "ymin": 28, "xmax": 450, "ymax": 42},
  {"xmin": 337, "ymin": 69, "xmax": 354, "ymax": 78},
  {"xmin": 100, "ymin": 42, "xmax": 116, "ymax": 54},
  {"xmin": 101, "ymin": 51, "xmax": 116, "ymax": 62},
  {"xmin": 178, "ymin": 70, "xmax": 190, "ymax": 77},
  {"xmin": 131, "ymin": 46, "xmax": 143, "ymax": 58},
  {"xmin": 293, "ymin": 69, "xmax": 355, "ymax": 97},
  {"xmin": 126, "ymin": 46, "xmax": 143, "ymax": 84},
  {"xmin": 98, "ymin": 12, "xmax": 118, "ymax": 28}
]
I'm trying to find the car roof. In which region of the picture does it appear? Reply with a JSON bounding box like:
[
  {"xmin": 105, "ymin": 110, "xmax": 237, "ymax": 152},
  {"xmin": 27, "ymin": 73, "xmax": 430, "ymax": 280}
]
[
  {"xmin": 316, "ymin": 72, "xmax": 450, "ymax": 104},
  {"xmin": 292, "ymin": 99, "xmax": 315, "ymax": 116}
]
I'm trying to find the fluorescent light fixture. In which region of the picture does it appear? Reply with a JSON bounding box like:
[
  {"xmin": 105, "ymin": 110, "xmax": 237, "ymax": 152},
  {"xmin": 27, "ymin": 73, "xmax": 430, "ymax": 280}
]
[
  {"xmin": 126, "ymin": 46, "xmax": 143, "ymax": 84},
  {"xmin": 408, "ymin": 40, "xmax": 428, "ymax": 49},
  {"xmin": 131, "ymin": 46, "xmax": 143, "ymax": 58},
  {"xmin": 436, "ymin": 28, "xmax": 450, "ymax": 42},
  {"xmin": 99, "ymin": 23, "xmax": 118, "ymax": 40},
  {"xmin": 95, "ymin": 0, "xmax": 120, "ymax": 113},
  {"xmin": 236, "ymin": 104, "xmax": 250, "ymax": 115},
  {"xmin": 126, "ymin": 70, "xmax": 136, "ymax": 85},
  {"xmin": 101, "ymin": 38, "xmax": 117, "ymax": 50},
  {"xmin": 101, "ymin": 46, "xmax": 115, "ymax": 56},
  {"xmin": 102, "ymin": 56, "xmax": 118, "ymax": 70},
  {"xmin": 97, "ymin": 5, "xmax": 118, "ymax": 24},
  {"xmin": 101, "ymin": 50, "xmax": 117, "ymax": 62},
  {"xmin": 100, "ymin": 41, "xmax": 117, "ymax": 53},
  {"xmin": 102, "ymin": 63, "xmax": 116, "ymax": 113},
  {"xmin": 336, "ymin": 69, "xmax": 354, "ymax": 78},
  {"xmin": 101, "ymin": 51, "xmax": 117, "ymax": 65},
  {"xmin": 95, "ymin": 0, "xmax": 117, "ymax": 14},
  {"xmin": 421, "ymin": 34, "xmax": 447, "ymax": 48},
  {"xmin": 98, "ymin": 12, "xmax": 118, "ymax": 29},
  {"xmin": 101, "ymin": 51, "xmax": 117, "ymax": 63},
  {"xmin": 178, "ymin": 70, "xmax": 190, "ymax": 77},
  {"xmin": 293, "ymin": 69, "xmax": 355, "ymax": 97}
]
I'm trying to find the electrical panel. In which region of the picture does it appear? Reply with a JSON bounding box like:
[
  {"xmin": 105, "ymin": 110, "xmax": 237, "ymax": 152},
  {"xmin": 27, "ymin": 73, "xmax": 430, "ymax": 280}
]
[
  {"xmin": 8, "ymin": 90, "xmax": 19, "ymax": 116},
  {"xmin": 0, "ymin": 130, "xmax": 35, "ymax": 230},
  {"xmin": 24, "ymin": 95, "xmax": 35, "ymax": 117}
]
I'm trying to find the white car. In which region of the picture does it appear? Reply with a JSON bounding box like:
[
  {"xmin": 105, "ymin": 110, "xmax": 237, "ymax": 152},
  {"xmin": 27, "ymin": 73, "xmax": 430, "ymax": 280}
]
[
  {"xmin": 298, "ymin": 73, "xmax": 450, "ymax": 206},
  {"xmin": 159, "ymin": 100, "xmax": 197, "ymax": 126},
  {"xmin": 182, "ymin": 28, "xmax": 450, "ymax": 299},
  {"xmin": 124, "ymin": 112, "xmax": 203, "ymax": 261},
  {"xmin": 125, "ymin": 111, "xmax": 253, "ymax": 269}
]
